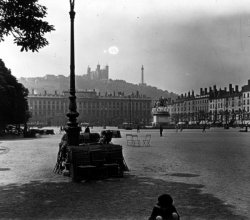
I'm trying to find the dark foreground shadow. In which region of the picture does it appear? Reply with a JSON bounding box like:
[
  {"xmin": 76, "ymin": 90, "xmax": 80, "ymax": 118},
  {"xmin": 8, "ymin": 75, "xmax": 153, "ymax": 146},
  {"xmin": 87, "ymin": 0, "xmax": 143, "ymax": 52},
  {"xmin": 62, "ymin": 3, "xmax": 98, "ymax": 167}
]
[
  {"xmin": 0, "ymin": 175, "xmax": 246, "ymax": 220},
  {"xmin": 0, "ymin": 136, "xmax": 38, "ymax": 141}
]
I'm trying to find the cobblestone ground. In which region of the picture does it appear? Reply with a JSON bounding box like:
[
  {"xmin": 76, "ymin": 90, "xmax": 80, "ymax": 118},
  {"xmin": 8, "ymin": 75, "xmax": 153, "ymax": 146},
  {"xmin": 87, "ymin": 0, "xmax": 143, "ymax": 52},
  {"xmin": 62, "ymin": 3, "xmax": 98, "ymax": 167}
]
[{"xmin": 0, "ymin": 127, "xmax": 249, "ymax": 219}]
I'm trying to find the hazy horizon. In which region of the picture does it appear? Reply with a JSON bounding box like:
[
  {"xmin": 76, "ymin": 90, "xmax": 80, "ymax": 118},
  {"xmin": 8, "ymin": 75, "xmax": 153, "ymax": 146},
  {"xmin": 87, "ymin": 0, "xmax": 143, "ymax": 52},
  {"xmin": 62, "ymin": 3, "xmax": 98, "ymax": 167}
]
[{"xmin": 1, "ymin": 0, "xmax": 250, "ymax": 94}]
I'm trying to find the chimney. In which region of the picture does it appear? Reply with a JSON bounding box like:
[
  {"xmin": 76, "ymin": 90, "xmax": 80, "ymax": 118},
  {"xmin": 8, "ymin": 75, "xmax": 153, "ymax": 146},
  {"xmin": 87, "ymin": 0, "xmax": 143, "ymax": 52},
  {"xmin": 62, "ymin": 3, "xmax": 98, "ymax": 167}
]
[
  {"xmin": 136, "ymin": 90, "xmax": 139, "ymax": 97},
  {"xmin": 204, "ymin": 88, "xmax": 208, "ymax": 94},
  {"xmin": 200, "ymin": 88, "xmax": 203, "ymax": 95},
  {"xmin": 229, "ymin": 84, "xmax": 233, "ymax": 93},
  {"xmin": 185, "ymin": 93, "xmax": 187, "ymax": 97},
  {"xmin": 224, "ymin": 87, "xmax": 227, "ymax": 92},
  {"xmin": 248, "ymin": 79, "xmax": 250, "ymax": 85},
  {"xmin": 87, "ymin": 66, "xmax": 91, "ymax": 74},
  {"xmin": 44, "ymin": 90, "xmax": 47, "ymax": 95},
  {"xmin": 209, "ymin": 87, "xmax": 212, "ymax": 93},
  {"xmin": 55, "ymin": 90, "xmax": 57, "ymax": 95},
  {"xmin": 188, "ymin": 91, "xmax": 190, "ymax": 97},
  {"xmin": 192, "ymin": 90, "xmax": 194, "ymax": 97},
  {"xmin": 97, "ymin": 63, "xmax": 100, "ymax": 71},
  {"xmin": 235, "ymin": 85, "xmax": 239, "ymax": 92},
  {"xmin": 213, "ymin": 85, "xmax": 217, "ymax": 92}
]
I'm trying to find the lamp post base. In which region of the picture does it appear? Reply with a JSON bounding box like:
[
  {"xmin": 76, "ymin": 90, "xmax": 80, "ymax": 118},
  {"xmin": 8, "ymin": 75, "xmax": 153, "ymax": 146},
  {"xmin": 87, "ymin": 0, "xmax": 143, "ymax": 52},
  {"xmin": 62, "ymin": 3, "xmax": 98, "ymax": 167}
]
[{"xmin": 65, "ymin": 125, "xmax": 81, "ymax": 146}]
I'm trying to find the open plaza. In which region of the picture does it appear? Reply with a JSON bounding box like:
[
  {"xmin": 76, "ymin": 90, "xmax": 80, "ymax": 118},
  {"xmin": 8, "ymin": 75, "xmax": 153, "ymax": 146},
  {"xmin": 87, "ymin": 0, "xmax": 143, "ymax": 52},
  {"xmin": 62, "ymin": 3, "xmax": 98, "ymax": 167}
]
[{"xmin": 0, "ymin": 127, "xmax": 249, "ymax": 219}]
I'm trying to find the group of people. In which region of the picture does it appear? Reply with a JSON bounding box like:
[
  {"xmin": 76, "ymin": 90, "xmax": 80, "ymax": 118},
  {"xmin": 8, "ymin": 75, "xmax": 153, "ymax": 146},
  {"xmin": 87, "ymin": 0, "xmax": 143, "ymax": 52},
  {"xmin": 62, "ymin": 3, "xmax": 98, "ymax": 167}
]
[
  {"xmin": 59, "ymin": 125, "xmax": 91, "ymax": 134},
  {"xmin": 159, "ymin": 123, "xmax": 208, "ymax": 135},
  {"xmin": 159, "ymin": 124, "xmax": 184, "ymax": 137}
]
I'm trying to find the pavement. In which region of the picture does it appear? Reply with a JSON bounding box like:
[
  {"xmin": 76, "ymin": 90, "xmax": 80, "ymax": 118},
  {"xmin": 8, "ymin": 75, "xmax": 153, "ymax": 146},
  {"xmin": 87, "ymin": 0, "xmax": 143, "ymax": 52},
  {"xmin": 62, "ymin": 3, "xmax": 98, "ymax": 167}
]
[{"xmin": 0, "ymin": 128, "xmax": 249, "ymax": 219}]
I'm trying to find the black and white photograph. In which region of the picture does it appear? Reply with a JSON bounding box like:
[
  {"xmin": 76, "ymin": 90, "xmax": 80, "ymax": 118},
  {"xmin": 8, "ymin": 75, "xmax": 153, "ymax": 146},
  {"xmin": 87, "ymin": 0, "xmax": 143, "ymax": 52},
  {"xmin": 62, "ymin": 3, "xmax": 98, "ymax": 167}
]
[{"xmin": 0, "ymin": 0, "xmax": 250, "ymax": 219}]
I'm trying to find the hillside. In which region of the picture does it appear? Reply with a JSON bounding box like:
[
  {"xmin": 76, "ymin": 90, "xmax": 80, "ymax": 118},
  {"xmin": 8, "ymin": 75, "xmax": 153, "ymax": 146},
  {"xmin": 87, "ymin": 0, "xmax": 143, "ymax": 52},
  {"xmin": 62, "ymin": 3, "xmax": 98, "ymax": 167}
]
[{"xmin": 18, "ymin": 75, "xmax": 177, "ymax": 100}]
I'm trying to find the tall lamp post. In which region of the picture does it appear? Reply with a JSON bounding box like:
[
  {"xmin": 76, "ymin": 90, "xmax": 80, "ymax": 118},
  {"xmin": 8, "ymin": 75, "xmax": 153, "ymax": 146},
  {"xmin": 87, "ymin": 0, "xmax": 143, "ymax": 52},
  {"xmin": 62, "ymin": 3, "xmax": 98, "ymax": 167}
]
[{"xmin": 66, "ymin": 0, "xmax": 80, "ymax": 146}]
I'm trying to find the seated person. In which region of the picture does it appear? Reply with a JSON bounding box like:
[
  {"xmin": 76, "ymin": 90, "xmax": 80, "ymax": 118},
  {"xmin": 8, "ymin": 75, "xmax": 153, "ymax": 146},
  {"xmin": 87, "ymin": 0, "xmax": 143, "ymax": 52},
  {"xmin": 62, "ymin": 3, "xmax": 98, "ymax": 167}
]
[
  {"xmin": 100, "ymin": 130, "xmax": 113, "ymax": 144},
  {"xmin": 149, "ymin": 194, "xmax": 180, "ymax": 220},
  {"xmin": 84, "ymin": 126, "xmax": 90, "ymax": 133}
]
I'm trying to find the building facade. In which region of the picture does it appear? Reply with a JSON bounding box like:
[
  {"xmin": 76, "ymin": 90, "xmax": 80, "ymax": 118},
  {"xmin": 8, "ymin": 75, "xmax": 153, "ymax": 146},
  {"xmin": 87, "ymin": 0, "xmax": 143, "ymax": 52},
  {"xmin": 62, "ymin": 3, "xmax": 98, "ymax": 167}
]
[
  {"xmin": 28, "ymin": 90, "xmax": 152, "ymax": 127},
  {"xmin": 209, "ymin": 84, "xmax": 242, "ymax": 124},
  {"xmin": 169, "ymin": 89, "xmax": 210, "ymax": 124},
  {"xmin": 242, "ymin": 80, "xmax": 250, "ymax": 124},
  {"xmin": 152, "ymin": 79, "xmax": 250, "ymax": 126}
]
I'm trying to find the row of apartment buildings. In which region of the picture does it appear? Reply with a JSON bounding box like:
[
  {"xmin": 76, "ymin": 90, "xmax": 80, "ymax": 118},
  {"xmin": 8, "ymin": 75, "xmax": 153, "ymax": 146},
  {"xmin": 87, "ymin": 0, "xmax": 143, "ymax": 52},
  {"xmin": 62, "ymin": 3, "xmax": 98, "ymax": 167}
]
[
  {"xmin": 152, "ymin": 80, "xmax": 250, "ymax": 125},
  {"xmin": 27, "ymin": 90, "xmax": 152, "ymax": 126},
  {"xmin": 27, "ymin": 79, "xmax": 250, "ymax": 127}
]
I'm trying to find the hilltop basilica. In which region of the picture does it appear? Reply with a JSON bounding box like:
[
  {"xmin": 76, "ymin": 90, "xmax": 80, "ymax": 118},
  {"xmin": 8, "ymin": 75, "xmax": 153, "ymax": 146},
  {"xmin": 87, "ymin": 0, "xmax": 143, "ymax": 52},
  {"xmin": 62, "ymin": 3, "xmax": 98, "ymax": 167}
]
[{"xmin": 86, "ymin": 64, "xmax": 109, "ymax": 80}]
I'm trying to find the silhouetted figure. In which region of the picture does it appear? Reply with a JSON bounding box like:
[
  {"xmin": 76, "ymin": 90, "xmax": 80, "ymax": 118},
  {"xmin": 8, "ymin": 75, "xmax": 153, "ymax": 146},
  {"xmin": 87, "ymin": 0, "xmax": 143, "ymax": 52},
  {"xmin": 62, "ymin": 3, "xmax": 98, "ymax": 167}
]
[
  {"xmin": 137, "ymin": 125, "xmax": 140, "ymax": 133},
  {"xmin": 175, "ymin": 124, "xmax": 178, "ymax": 132},
  {"xmin": 160, "ymin": 125, "xmax": 163, "ymax": 137},
  {"xmin": 100, "ymin": 130, "xmax": 112, "ymax": 144},
  {"xmin": 84, "ymin": 126, "xmax": 90, "ymax": 133},
  {"xmin": 59, "ymin": 126, "xmax": 63, "ymax": 134},
  {"xmin": 202, "ymin": 124, "xmax": 206, "ymax": 132},
  {"xmin": 149, "ymin": 194, "xmax": 180, "ymax": 220}
]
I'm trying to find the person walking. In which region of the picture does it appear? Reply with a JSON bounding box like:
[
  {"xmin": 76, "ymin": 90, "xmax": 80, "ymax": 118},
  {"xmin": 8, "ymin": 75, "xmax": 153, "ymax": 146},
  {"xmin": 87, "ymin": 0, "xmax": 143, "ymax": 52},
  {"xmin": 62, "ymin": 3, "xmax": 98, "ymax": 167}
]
[
  {"xmin": 137, "ymin": 124, "xmax": 140, "ymax": 133},
  {"xmin": 175, "ymin": 124, "xmax": 178, "ymax": 132},
  {"xmin": 160, "ymin": 125, "xmax": 163, "ymax": 137},
  {"xmin": 202, "ymin": 124, "xmax": 206, "ymax": 132}
]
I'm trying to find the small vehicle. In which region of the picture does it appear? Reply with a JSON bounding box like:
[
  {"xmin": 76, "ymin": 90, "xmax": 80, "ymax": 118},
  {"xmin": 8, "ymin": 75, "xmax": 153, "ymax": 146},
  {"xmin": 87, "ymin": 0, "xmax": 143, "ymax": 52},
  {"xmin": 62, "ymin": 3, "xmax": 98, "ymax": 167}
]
[{"xmin": 54, "ymin": 131, "xmax": 128, "ymax": 182}]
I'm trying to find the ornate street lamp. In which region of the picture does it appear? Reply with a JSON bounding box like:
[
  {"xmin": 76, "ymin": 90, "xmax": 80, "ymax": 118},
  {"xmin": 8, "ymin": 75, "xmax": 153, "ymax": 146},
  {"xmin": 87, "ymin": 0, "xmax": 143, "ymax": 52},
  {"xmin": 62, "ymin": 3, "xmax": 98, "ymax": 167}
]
[{"xmin": 66, "ymin": 0, "xmax": 80, "ymax": 146}]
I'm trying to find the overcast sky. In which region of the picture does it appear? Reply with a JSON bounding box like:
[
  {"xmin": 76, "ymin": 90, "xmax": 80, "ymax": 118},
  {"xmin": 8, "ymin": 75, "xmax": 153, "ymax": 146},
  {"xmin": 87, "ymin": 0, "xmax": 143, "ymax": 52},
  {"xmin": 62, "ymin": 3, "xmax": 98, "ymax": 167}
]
[{"xmin": 1, "ymin": 0, "xmax": 250, "ymax": 94}]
